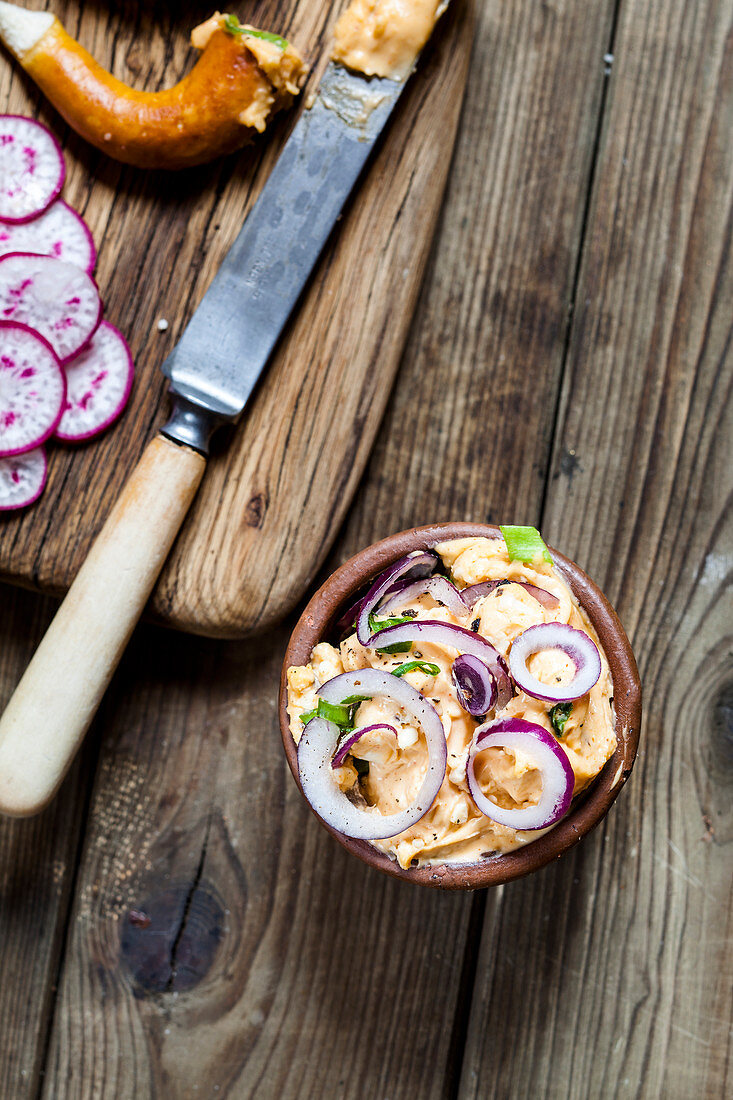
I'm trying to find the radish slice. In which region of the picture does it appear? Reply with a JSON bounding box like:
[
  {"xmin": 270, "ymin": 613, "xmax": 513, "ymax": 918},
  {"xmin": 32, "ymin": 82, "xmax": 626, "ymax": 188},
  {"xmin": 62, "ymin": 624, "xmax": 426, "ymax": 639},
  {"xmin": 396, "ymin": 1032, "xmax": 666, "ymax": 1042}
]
[
  {"xmin": 0, "ymin": 115, "xmax": 65, "ymax": 224},
  {"xmin": 0, "ymin": 200, "xmax": 96, "ymax": 273},
  {"xmin": 0, "ymin": 445, "xmax": 47, "ymax": 510},
  {"xmin": 0, "ymin": 252, "xmax": 102, "ymax": 363},
  {"xmin": 0, "ymin": 320, "xmax": 65, "ymax": 455},
  {"xmin": 55, "ymin": 321, "xmax": 134, "ymax": 442}
]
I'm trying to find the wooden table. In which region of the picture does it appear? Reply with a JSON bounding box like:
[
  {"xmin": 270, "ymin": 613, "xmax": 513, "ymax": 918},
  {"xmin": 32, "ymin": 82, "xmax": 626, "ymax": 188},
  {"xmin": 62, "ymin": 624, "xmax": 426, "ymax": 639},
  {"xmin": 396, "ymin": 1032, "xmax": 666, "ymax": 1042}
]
[{"xmin": 1, "ymin": 1, "xmax": 731, "ymax": 1096}]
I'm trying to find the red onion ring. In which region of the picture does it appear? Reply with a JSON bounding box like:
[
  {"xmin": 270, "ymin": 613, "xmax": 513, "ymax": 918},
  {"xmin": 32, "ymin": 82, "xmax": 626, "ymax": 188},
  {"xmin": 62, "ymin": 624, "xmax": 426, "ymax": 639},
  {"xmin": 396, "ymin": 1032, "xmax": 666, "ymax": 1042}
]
[
  {"xmin": 297, "ymin": 669, "xmax": 446, "ymax": 840},
  {"xmin": 379, "ymin": 575, "xmax": 469, "ymax": 619},
  {"xmin": 461, "ymin": 580, "xmax": 502, "ymax": 608},
  {"xmin": 461, "ymin": 579, "xmax": 560, "ymax": 610},
  {"xmin": 451, "ymin": 654, "xmax": 497, "ymax": 716},
  {"xmin": 467, "ymin": 718, "xmax": 574, "ymax": 830},
  {"xmin": 369, "ymin": 620, "xmax": 514, "ymax": 710},
  {"xmin": 516, "ymin": 582, "xmax": 560, "ymax": 609},
  {"xmin": 508, "ymin": 622, "xmax": 601, "ymax": 702},
  {"xmin": 331, "ymin": 723, "xmax": 397, "ymax": 769},
  {"xmin": 332, "ymin": 592, "xmax": 367, "ymax": 638},
  {"xmin": 356, "ymin": 551, "xmax": 438, "ymax": 645}
]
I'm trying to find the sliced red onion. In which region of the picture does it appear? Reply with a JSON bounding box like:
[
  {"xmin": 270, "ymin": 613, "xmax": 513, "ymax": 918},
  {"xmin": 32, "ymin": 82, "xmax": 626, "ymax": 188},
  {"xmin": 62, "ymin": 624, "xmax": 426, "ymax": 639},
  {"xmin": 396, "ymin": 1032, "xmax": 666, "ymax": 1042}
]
[
  {"xmin": 369, "ymin": 620, "xmax": 514, "ymax": 710},
  {"xmin": 461, "ymin": 580, "xmax": 502, "ymax": 608},
  {"xmin": 356, "ymin": 551, "xmax": 438, "ymax": 645},
  {"xmin": 331, "ymin": 723, "xmax": 397, "ymax": 768},
  {"xmin": 516, "ymin": 582, "xmax": 560, "ymax": 609},
  {"xmin": 452, "ymin": 654, "xmax": 497, "ymax": 716},
  {"xmin": 467, "ymin": 718, "xmax": 574, "ymax": 830},
  {"xmin": 332, "ymin": 591, "xmax": 366, "ymax": 638},
  {"xmin": 297, "ymin": 669, "xmax": 446, "ymax": 840},
  {"xmin": 508, "ymin": 622, "xmax": 601, "ymax": 702},
  {"xmin": 379, "ymin": 575, "xmax": 469, "ymax": 619},
  {"xmin": 462, "ymin": 579, "xmax": 560, "ymax": 611}
]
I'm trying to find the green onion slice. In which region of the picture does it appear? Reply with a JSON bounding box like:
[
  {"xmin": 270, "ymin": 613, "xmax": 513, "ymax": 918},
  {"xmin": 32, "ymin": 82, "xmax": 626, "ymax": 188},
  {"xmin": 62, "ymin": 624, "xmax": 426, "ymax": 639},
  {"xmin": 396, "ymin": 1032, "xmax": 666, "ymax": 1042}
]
[
  {"xmin": 500, "ymin": 525, "xmax": 552, "ymax": 565},
  {"xmin": 368, "ymin": 611, "xmax": 414, "ymax": 654},
  {"xmin": 392, "ymin": 660, "xmax": 441, "ymax": 678},
  {"xmin": 300, "ymin": 698, "xmax": 351, "ymax": 728},
  {"xmin": 224, "ymin": 14, "xmax": 288, "ymax": 49},
  {"xmin": 549, "ymin": 701, "xmax": 573, "ymax": 737}
]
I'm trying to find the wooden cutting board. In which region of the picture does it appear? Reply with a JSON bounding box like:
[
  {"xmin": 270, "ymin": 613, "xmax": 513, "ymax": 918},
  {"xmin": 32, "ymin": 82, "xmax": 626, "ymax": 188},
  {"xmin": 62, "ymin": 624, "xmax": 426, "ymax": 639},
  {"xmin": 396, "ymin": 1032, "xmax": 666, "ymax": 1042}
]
[{"xmin": 0, "ymin": 0, "xmax": 472, "ymax": 637}]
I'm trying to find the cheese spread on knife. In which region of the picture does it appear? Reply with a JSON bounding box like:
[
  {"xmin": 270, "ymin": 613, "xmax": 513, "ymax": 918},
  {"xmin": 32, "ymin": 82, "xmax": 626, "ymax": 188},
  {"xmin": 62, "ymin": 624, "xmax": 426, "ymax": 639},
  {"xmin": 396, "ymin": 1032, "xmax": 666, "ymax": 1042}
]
[
  {"xmin": 287, "ymin": 529, "xmax": 616, "ymax": 870},
  {"xmin": 333, "ymin": 0, "xmax": 446, "ymax": 80}
]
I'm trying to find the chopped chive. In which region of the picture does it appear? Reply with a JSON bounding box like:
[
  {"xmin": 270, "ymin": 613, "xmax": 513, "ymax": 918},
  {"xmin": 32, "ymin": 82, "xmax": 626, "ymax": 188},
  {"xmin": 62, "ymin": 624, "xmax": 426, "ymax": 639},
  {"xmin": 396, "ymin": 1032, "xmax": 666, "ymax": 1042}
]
[
  {"xmin": 224, "ymin": 14, "xmax": 288, "ymax": 49},
  {"xmin": 549, "ymin": 701, "xmax": 573, "ymax": 738},
  {"xmin": 317, "ymin": 699, "xmax": 353, "ymax": 726},
  {"xmin": 500, "ymin": 525, "xmax": 552, "ymax": 565},
  {"xmin": 368, "ymin": 611, "xmax": 414, "ymax": 654},
  {"xmin": 301, "ymin": 698, "xmax": 354, "ymax": 728},
  {"xmin": 392, "ymin": 660, "xmax": 440, "ymax": 678}
]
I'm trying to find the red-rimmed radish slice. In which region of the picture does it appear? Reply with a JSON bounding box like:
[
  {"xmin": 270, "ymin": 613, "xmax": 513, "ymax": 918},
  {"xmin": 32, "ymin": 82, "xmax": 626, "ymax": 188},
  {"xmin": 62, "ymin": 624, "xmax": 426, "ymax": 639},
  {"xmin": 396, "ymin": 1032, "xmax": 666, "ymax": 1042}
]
[
  {"xmin": 369, "ymin": 619, "xmax": 514, "ymax": 710},
  {"xmin": 0, "ymin": 199, "xmax": 96, "ymax": 273},
  {"xmin": 55, "ymin": 321, "xmax": 134, "ymax": 442},
  {"xmin": 297, "ymin": 668, "xmax": 447, "ymax": 840},
  {"xmin": 467, "ymin": 718, "xmax": 574, "ymax": 830},
  {"xmin": 0, "ymin": 252, "xmax": 101, "ymax": 363},
  {"xmin": 0, "ymin": 444, "xmax": 47, "ymax": 510},
  {"xmin": 0, "ymin": 115, "xmax": 65, "ymax": 224},
  {"xmin": 508, "ymin": 622, "xmax": 601, "ymax": 702},
  {"xmin": 0, "ymin": 320, "xmax": 65, "ymax": 455}
]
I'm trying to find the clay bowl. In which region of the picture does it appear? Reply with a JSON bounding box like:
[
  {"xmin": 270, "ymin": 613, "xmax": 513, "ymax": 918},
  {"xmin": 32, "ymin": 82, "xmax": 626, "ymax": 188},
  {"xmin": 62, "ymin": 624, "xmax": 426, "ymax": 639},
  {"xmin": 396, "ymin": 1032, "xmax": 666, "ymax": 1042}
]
[{"xmin": 279, "ymin": 523, "xmax": 642, "ymax": 890}]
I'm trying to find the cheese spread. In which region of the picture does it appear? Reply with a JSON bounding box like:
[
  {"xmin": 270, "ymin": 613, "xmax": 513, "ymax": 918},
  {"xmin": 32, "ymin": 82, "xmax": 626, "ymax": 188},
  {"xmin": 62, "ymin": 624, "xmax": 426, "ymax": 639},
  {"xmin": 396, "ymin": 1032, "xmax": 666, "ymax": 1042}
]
[
  {"xmin": 333, "ymin": 0, "xmax": 445, "ymax": 80},
  {"xmin": 287, "ymin": 537, "xmax": 616, "ymax": 869}
]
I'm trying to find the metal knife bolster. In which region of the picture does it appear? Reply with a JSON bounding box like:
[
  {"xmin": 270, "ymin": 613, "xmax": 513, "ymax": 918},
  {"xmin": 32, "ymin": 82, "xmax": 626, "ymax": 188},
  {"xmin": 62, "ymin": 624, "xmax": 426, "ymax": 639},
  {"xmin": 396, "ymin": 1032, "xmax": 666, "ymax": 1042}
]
[{"xmin": 160, "ymin": 63, "xmax": 406, "ymax": 455}]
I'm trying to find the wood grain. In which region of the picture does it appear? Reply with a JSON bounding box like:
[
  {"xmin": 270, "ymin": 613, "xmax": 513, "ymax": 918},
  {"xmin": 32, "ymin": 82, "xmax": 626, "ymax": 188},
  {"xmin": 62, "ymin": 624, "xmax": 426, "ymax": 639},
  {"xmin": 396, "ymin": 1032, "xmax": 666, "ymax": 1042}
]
[
  {"xmin": 1, "ymin": 0, "xmax": 730, "ymax": 1097},
  {"xmin": 40, "ymin": 621, "xmax": 475, "ymax": 1098},
  {"xmin": 33, "ymin": 1, "xmax": 626, "ymax": 1097},
  {"xmin": 341, "ymin": 0, "xmax": 618, "ymax": 551},
  {"xmin": 0, "ymin": 587, "xmax": 95, "ymax": 1099},
  {"xmin": 459, "ymin": 0, "xmax": 733, "ymax": 1096},
  {"xmin": 0, "ymin": 0, "xmax": 471, "ymax": 638},
  {"xmin": 0, "ymin": 436, "xmax": 205, "ymax": 817}
]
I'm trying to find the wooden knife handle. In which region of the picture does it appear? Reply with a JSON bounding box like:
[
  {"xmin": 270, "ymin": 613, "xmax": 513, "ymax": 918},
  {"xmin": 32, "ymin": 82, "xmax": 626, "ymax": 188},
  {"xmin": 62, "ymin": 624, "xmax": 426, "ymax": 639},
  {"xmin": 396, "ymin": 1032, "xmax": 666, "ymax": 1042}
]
[{"xmin": 0, "ymin": 434, "xmax": 206, "ymax": 817}]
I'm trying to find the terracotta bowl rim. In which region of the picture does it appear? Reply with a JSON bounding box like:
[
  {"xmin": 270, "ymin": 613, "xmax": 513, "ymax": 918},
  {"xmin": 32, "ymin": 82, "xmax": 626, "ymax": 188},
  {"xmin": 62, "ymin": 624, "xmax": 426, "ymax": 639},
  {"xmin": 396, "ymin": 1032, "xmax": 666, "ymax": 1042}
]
[{"xmin": 279, "ymin": 522, "xmax": 642, "ymax": 890}]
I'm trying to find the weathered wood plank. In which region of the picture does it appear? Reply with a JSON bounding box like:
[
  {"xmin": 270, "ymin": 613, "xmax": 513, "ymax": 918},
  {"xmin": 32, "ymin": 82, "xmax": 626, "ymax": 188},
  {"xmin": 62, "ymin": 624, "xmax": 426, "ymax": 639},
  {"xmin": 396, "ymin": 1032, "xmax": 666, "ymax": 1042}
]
[
  {"xmin": 0, "ymin": 0, "xmax": 471, "ymax": 639},
  {"xmin": 344, "ymin": 0, "xmax": 617, "ymax": 547},
  {"xmin": 40, "ymin": 621, "xmax": 475, "ymax": 1098},
  {"xmin": 0, "ymin": 585, "xmax": 92, "ymax": 1100},
  {"xmin": 459, "ymin": 0, "xmax": 733, "ymax": 1096},
  {"xmin": 37, "ymin": 1, "xmax": 619, "ymax": 1096}
]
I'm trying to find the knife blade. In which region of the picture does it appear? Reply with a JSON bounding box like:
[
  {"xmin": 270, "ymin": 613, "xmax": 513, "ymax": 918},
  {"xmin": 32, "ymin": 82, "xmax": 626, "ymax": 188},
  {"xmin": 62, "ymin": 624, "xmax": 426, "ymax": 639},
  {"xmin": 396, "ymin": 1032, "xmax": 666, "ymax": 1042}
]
[
  {"xmin": 0, "ymin": 17, "xmax": 452, "ymax": 817},
  {"xmin": 161, "ymin": 60, "xmax": 416, "ymax": 447}
]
